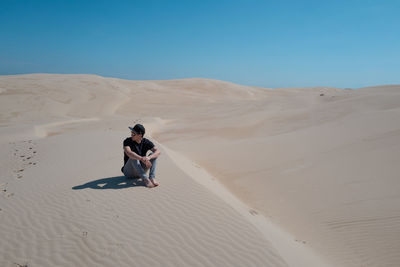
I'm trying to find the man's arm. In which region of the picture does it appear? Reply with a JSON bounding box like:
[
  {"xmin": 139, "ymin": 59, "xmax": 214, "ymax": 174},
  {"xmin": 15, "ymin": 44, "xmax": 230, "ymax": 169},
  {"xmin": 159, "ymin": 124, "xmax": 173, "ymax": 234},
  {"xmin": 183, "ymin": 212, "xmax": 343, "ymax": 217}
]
[
  {"xmin": 124, "ymin": 146, "xmax": 144, "ymax": 161},
  {"xmin": 148, "ymin": 146, "xmax": 161, "ymax": 160},
  {"xmin": 141, "ymin": 147, "xmax": 160, "ymax": 168}
]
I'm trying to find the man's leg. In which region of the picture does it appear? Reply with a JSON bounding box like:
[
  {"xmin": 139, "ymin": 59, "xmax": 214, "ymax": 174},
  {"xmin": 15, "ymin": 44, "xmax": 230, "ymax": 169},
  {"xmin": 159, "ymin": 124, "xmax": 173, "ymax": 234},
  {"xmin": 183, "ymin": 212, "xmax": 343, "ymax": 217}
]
[
  {"xmin": 148, "ymin": 157, "xmax": 157, "ymax": 179},
  {"xmin": 122, "ymin": 159, "xmax": 135, "ymax": 178},
  {"xmin": 148, "ymin": 156, "xmax": 159, "ymax": 186},
  {"xmin": 123, "ymin": 158, "xmax": 153, "ymax": 187}
]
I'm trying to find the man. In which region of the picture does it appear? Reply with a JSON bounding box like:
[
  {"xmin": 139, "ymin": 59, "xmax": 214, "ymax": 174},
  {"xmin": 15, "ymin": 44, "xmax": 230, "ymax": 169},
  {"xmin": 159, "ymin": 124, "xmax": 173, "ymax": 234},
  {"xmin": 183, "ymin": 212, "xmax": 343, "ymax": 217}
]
[{"xmin": 122, "ymin": 124, "xmax": 161, "ymax": 188}]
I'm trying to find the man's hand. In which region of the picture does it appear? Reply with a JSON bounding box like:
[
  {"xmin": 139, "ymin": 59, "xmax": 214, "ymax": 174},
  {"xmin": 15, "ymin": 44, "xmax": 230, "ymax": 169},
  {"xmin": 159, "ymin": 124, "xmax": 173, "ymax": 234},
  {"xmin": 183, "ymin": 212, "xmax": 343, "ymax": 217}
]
[{"xmin": 141, "ymin": 156, "xmax": 152, "ymax": 168}]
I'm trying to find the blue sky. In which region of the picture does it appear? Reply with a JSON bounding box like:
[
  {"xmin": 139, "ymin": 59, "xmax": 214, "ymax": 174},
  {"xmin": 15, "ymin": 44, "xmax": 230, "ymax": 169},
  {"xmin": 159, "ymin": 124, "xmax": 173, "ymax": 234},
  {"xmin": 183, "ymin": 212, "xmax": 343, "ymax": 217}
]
[{"xmin": 1, "ymin": 0, "xmax": 399, "ymax": 88}]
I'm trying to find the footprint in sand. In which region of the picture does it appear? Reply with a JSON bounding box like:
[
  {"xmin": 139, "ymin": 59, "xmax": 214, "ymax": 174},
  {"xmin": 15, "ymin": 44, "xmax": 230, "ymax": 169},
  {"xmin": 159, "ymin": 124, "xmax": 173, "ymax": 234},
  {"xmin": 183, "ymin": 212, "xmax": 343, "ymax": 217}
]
[
  {"xmin": 11, "ymin": 140, "xmax": 38, "ymax": 179},
  {"xmin": 249, "ymin": 209, "xmax": 258, "ymax": 216}
]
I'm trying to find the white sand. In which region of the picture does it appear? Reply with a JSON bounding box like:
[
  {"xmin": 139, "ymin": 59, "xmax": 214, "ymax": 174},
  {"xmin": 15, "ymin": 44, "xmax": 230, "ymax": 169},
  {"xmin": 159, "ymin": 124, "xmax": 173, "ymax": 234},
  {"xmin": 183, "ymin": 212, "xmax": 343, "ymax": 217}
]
[{"xmin": 1, "ymin": 74, "xmax": 399, "ymax": 266}]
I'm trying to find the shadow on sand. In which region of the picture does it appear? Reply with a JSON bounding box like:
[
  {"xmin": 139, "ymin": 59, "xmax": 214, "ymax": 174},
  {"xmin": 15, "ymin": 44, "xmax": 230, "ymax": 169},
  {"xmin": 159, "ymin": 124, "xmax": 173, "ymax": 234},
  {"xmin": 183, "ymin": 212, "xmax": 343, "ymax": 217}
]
[{"xmin": 72, "ymin": 176, "xmax": 145, "ymax": 190}]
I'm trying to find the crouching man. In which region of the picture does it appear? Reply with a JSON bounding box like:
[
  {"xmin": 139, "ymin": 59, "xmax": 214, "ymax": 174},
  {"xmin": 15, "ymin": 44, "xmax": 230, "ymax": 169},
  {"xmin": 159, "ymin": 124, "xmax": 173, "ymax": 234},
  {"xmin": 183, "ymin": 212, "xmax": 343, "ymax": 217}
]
[{"xmin": 122, "ymin": 124, "xmax": 161, "ymax": 188}]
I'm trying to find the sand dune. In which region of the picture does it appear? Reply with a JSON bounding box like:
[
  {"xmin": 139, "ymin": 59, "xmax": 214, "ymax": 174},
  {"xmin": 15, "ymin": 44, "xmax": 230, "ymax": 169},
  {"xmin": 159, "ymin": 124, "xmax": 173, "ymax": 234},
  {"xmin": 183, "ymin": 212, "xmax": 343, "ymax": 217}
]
[{"xmin": 1, "ymin": 74, "xmax": 400, "ymax": 266}]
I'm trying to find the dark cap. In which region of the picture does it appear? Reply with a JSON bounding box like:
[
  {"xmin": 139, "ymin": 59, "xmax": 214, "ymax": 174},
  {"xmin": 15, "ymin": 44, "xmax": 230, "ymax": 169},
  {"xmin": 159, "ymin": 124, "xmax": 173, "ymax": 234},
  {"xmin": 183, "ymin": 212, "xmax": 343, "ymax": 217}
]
[{"xmin": 129, "ymin": 124, "xmax": 145, "ymax": 135}]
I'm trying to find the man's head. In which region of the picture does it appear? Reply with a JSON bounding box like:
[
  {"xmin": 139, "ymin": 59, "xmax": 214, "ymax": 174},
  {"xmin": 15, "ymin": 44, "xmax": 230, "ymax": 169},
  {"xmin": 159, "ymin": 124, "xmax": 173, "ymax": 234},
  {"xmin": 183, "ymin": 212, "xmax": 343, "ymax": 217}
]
[{"xmin": 129, "ymin": 124, "xmax": 145, "ymax": 143}]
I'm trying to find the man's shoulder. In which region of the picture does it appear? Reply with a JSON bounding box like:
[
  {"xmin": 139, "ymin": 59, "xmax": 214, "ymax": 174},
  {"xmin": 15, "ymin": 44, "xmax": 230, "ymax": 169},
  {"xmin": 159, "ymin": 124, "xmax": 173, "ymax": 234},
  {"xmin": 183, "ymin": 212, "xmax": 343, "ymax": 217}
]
[
  {"xmin": 143, "ymin": 138, "xmax": 154, "ymax": 146},
  {"xmin": 123, "ymin": 137, "xmax": 132, "ymax": 146}
]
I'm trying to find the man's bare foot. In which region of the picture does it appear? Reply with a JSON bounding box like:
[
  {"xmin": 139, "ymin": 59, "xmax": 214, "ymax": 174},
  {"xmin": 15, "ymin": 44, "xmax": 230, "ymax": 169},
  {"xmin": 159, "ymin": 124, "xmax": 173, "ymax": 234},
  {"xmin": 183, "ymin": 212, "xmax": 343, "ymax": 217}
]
[
  {"xmin": 143, "ymin": 178, "xmax": 154, "ymax": 188},
  {"xmin": 149, "ymin": 178, "xmax": 159, "ymax": 187}
]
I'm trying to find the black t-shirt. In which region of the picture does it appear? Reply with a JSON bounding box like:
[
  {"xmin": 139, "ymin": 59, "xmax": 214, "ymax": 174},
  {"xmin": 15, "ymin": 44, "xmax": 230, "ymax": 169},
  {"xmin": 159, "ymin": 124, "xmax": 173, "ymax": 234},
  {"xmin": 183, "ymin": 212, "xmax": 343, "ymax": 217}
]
[{"xmin": 122, "ymin": 137, "xmax": 155, "ymax": 167}]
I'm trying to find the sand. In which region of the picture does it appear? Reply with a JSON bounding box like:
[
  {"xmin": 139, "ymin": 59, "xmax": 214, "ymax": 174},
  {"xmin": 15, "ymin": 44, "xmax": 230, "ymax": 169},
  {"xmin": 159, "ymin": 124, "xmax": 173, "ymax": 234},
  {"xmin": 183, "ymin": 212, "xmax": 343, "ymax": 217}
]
[{"xmin": 1, "ymin": 74, "xmax": 399, "ymax": 266}]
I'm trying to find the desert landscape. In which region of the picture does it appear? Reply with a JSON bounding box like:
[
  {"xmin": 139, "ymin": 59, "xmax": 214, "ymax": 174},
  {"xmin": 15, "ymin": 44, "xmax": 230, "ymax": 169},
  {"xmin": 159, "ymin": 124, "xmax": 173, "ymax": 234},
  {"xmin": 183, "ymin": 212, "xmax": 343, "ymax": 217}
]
[{"xmin": 1, "ymin": 74, "xmax": 400, "ymax": 266}]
